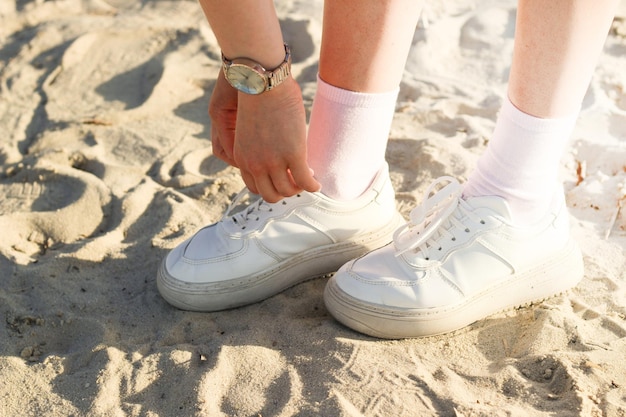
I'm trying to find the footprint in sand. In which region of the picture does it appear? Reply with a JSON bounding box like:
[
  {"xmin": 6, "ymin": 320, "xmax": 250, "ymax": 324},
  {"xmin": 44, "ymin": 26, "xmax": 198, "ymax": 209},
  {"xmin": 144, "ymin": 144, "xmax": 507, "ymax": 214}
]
[
  {"xmin": 197, "ymin": 345, "xmax": 303, "ymax": 417},
  {"xmin": 43, "ymin": 28, "xmax": 183, "ymax": 121},
  {"xmin": 174, "ymin": 147, "xmax": 231, "ymax": 183},
  {"xmin": 0, "ymin": 159, "xmax": 110, "ymax": 262},
  {"xmin": 152, "ymin": 143, "xmax": 239, "ymax": 190},
  {"xmin": 513, "ymin": 355, "xmax": 580, "ymax": 405}
]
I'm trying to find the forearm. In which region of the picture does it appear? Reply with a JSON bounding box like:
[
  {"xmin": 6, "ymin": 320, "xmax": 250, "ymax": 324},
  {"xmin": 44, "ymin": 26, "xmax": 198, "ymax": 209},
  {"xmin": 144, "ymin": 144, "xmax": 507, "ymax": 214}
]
[{"xmin": 199, "ymin": 0, "xmax": 285, "ymax": 69}]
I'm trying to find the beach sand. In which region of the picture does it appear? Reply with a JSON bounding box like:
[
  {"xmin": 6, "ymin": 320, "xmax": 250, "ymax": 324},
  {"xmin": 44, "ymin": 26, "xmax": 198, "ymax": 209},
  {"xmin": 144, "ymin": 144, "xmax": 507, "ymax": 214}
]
[{"xmin": 1, "ymin": 0, "xmax": 625, "ymax": 415}]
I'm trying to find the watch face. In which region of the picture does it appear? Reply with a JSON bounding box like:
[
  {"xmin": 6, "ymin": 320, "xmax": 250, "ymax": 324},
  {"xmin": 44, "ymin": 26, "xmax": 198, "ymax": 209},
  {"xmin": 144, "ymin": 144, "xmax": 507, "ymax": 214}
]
[{"xmin": 226, "ymin": 64, "xmax": 267, "ymax": 94}]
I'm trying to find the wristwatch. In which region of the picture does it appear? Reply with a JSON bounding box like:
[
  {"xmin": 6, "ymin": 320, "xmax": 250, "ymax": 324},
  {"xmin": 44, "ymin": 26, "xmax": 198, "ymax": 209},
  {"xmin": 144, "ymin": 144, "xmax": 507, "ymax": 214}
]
[{"xmin": 221, "ymin": 43, "xmax": 292, "ymax": 95}]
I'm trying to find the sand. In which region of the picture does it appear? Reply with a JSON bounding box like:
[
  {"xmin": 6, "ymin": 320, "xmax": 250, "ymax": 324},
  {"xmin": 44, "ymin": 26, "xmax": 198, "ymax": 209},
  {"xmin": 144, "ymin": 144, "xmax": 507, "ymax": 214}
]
[{"xmin": 1, "ymin": 0, "xmax": 625, "ymax": 416}]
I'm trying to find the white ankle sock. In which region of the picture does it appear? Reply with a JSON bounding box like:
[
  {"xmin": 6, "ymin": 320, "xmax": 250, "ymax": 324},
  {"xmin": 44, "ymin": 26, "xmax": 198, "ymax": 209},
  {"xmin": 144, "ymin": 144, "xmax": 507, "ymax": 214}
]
[
  {"xmin": 307, "ymin": 76, "xmax": 398, "ymax": 200},
  {"xmin": 463, "ymin": 97, "xmax": 578, "ymax": 226}
]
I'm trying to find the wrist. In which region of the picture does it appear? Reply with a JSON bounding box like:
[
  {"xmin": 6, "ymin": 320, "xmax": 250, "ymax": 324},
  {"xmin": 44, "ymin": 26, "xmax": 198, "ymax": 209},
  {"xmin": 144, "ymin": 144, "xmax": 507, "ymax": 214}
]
[{"xmin": 222, "ymin": 43, "xmax": 292, "ymax": 95}]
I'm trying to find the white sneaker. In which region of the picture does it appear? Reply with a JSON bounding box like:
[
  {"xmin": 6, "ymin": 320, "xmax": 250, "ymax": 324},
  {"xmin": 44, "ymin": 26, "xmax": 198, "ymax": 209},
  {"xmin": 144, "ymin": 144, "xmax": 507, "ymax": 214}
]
[
  {"xmin": 157, "ymin": 165, "xmax": 404, "ymax": 311},
  {"xmin": 324, "ymin": 177, "xmax": 584, "ymax": 339}
]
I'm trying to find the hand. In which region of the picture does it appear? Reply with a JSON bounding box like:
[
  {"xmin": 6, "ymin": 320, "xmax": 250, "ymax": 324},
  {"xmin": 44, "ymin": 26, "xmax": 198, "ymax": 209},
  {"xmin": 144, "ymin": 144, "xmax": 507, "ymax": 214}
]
[
  {"xmin": 209, "ymin": 73, "xmax": 320, "ymax": 202},
  {"xmin": 211, "ymin": 74, "xmax": 320, "ymax": 202},
  {"xmin": 209, "ymin": 70, "xmax": 238, "ymax": 166},
  {"xmin": 233, "ymin": 77, "xmax": 321, "ymax": 202}
]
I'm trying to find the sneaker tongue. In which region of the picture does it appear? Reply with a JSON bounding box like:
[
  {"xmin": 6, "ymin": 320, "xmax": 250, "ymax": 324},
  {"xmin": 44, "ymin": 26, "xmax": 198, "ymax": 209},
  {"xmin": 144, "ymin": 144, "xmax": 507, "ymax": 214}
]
[{"xmin": 464, "ymin": 195, "xmax": 513, "ymax": 221}]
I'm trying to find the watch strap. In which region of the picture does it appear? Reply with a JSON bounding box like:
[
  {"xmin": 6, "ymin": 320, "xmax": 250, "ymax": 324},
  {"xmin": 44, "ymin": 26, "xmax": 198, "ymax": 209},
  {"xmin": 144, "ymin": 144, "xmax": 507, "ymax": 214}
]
[{"xmin": 267, "ymin": 44, "xmax": 291, "ymax": 90}]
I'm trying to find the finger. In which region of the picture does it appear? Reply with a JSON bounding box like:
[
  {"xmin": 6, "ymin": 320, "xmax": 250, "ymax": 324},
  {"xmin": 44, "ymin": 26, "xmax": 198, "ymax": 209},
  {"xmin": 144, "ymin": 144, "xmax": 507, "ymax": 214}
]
[
  {"xmin": 216, "ymin": 123, "xmax": 236, "ymax": 162},
  {"xmin": 212, "ymin": 141, "xmax": 236, "ymax": 166},
  {"xmin": 211, "ymin": 127, "xmax": 237, "ymax": 167},
  {"xmin": 239, "ymin": 169, "xmax": 259, "ymax": 195},
  {"xmin": 269, "ymin": 167, "xmax": 302, "ymax": 198},
  {"xmin": 254, "ymin": 174, "xmax": 283, "ymax": 203},
  {"xmin": 289, "ymin": 161, "xmax": 322, "ymax": 194}
]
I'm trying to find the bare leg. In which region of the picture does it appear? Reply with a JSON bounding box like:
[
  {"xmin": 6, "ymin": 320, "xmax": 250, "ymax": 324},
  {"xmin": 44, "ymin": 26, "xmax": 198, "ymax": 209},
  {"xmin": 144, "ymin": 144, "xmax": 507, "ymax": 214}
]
[
  {"xmin": 319, "ymin": 0, "xmax": 423, "ymax": 93},
  {"xmin": 463, "ymin": 0, "xmax": 619, "ymax": 225},
  {"xmin": 509, "ymin": 0, "xmax": 619, "ymax": 117}
]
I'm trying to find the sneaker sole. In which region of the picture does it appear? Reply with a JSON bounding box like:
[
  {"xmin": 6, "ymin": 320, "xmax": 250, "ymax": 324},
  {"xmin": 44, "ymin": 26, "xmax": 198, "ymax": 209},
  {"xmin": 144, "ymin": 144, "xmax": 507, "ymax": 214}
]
[
  {"xmin": 157, "ymin": 212, "xmax": 405, "ymax": 311},
  {"xmin": 324, "ymin": 238, "xmax": 584, "ymax": 339}
]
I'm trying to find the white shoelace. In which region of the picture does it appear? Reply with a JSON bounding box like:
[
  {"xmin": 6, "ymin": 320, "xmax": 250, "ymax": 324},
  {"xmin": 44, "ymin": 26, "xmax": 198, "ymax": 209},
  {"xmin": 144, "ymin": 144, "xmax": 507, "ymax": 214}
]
[
  {"xmin": 225, "ymin": 189, "xmax": 300, "ymax": 230},
  {"xmin": 393, "ymin": 177, "xmax": 485, "ymax": 261}
]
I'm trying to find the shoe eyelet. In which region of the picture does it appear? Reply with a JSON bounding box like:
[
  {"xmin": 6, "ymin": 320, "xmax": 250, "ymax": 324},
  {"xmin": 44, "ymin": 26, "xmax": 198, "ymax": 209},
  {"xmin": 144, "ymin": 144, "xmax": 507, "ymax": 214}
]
[
  {"xmin": 451, "ymin": 237, "xmax": 456, "ymax": 241},
  {"xmin": 438, "ymin": 247, "xmax": 442, "ymax": 251},
  {"xmin": 241, "ymin": 226, "xmax": 246, "ymax": 230},
  {"xmin": 465, "ymin": 228, "xmax": 470, "ymax": 233},
  {"xmin": 297, "ymin": 194, "xmax": 301, "ymax": 197},
  {"xmin": 256, "ymin": 217, "xmax": 259, "ymax": 221},
  {"xmin": 282, "ymin": 201, "xmax": 287, "ymax": 205},
  {"xmin": 480, "ymin": 220, "xmax": 486, "ymax": 225}
]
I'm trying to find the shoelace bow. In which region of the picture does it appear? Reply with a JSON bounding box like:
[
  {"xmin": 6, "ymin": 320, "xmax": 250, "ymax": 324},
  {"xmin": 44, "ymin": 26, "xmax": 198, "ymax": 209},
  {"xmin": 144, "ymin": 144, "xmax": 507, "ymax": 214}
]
[
  {"xmin": 393, "ymin": 176, "xmax": 485, "ymax": 260},
  {"xmin": 225, "ymin": 189, "xmax": 300, "ymax": 230}
]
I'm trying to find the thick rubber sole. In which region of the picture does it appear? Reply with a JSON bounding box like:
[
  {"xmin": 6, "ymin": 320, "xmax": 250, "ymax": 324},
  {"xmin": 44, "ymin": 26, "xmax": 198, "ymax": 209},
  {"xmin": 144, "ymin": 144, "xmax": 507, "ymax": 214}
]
[
  {"xmin": 324, "ymin": 238, "xmax": 584, "ymax": 339},
  {"xmin": 157, "ymin": 212, "xmax": 405, "ymax": 312}
]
